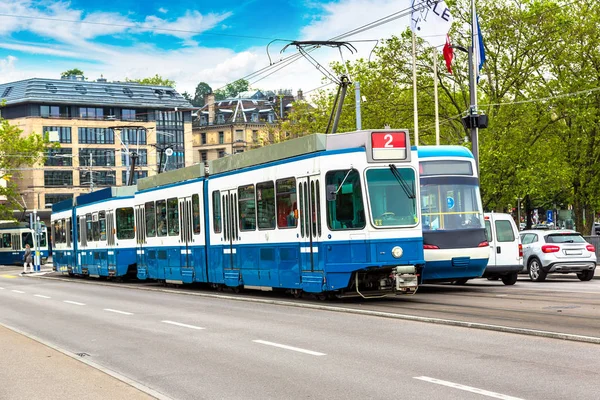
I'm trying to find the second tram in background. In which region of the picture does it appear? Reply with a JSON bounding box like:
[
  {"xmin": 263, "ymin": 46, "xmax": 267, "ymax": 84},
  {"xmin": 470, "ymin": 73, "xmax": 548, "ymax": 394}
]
[
  {"xmin": 418, "ymin": 146, "xmax": 489, "ymax": 284},
  {"xmin": 0, "ymin": 221, "xmax": 49, "ymax": 266}
]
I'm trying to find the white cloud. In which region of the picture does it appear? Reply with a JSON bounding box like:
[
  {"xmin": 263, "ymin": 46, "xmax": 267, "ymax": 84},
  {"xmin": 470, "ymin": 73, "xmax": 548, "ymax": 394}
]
[
  {"xmin": 0, "ymin": 0, "xmax": 413, "ymax": 98},
  {"xmin": 158, "ymin": 8, "xmax": 168, "ymax": 14}
]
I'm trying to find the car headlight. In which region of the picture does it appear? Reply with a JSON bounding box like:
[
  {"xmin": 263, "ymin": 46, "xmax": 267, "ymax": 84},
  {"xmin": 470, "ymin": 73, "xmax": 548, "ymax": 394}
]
[{"xmin": 392, "ymin": 246, "xmax": 403, "ymax": 258}]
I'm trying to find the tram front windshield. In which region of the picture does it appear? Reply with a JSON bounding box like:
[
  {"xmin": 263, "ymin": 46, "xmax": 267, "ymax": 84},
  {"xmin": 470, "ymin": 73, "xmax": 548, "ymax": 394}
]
[
  {"xmin": 366, "ymin": 167, "xmax": 418, "ymax": 227},
  {"xmin": 421, "ymin": 177, "xmax": 484, "ymax": 231}
]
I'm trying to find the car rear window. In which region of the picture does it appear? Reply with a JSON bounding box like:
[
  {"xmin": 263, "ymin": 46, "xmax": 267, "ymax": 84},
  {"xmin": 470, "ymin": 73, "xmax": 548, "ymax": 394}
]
[
  {"xmin": 545, "ymin": 233, "xmax": 586, "ymax": 243},
  {"xmin": 495, "ymin": 220, "xmax": 515, "ymax": 242}
]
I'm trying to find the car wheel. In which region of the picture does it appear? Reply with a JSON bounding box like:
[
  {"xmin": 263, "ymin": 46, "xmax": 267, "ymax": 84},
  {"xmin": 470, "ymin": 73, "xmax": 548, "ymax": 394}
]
[
  {"xmin": 453, "ymin": 278, "xmax": 469, "ymax": 285},
  {"xmin": 501, "ymin": 272, "xmax": 518, "ymax": 285},
  {"xmin": 528, "ymin": 259, "xmax": 547, "ymax": 282},
  {"xmin": 577, "ymin": 270, "xmax": 595, "ymax": 281}
]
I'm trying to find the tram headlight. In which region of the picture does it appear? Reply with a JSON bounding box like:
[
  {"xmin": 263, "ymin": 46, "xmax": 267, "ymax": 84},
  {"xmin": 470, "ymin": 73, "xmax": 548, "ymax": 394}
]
[{"xmin": 391, "ymin": 246, "xmax": 403, "ymax": 258}]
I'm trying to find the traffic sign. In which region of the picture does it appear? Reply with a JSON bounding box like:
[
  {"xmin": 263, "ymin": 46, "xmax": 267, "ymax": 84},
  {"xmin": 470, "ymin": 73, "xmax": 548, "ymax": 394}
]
[
  {"xmin": 547, "ymin": 210, "xmax": 553, "ymax": 223},
  {"xmin": 447, "ymin": 196, "xmax": 455, "ymax": 210}
]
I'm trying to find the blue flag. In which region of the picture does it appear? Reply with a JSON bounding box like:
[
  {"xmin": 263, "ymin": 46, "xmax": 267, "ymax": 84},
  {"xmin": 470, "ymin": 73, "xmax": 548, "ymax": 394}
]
[{"xmin": 473, "ymin": 12, "xmax": 485, "ymax": 81}]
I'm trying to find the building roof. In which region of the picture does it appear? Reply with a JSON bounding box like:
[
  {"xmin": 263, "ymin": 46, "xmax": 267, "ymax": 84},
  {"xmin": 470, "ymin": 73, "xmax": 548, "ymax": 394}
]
[{"xmin": 0, "ymin": 78, "xmax": 193, "ymax": 109}]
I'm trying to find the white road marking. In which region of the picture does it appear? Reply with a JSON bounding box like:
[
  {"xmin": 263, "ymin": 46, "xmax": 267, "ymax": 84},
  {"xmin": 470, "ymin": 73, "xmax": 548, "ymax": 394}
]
[
  {"xmin": 414, "ymin": 376, "xmax": 525, "ymax": 400},
  {"xmin": 253, "ymin": 340, "xmax": 326, "ymax": 356},
  {"xmin": 0, "ymin": 287, "xmax": 5, "ymax": 290},
  {"xmin": 161, "ymin": 320, "xmax": 205, "ymax": 330},
  {"xmin": 34, "ymin": 294, "xmax": 51, "ymax": 299},
  {"xmin": 11, "ymin": 290, "xmax": 25, "ymax": 294},
  {"xmin": 104, "ymin": 308, "xmax": 133, "ymax": 315},
  {"xmin": 63, "ymin": 300, "xmax": 85, "ymax": 306},
  {"xmin": 496, "ymin": 294, "xmax": 508, "ymax": 297}
]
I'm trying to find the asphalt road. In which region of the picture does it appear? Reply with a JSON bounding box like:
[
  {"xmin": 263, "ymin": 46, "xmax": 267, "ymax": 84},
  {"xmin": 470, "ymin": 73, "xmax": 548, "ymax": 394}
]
[{"xmin": 1, "ymin": 269, "xmax": 599, "ymax": 400}]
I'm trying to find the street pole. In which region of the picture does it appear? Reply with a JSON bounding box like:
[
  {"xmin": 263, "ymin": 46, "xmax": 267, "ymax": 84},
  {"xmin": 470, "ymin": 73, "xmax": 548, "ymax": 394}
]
[
  {"xmin": 32, "ymin": 210, "xmax": 40, "ymax": 272},
  {"xmin": 354, "ymin": 81, "xmax": 362, "ymax": 131}
]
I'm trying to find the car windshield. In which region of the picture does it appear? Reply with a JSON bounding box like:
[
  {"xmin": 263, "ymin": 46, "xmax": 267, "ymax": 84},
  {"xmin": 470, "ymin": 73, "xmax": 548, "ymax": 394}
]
[
  {"xmin": 420, "ymin": 178, "xmax": 484, "ymax": 231},
  {"xmin": 545, "ymin": 233, "xmax": 586, "ymax": 244}
]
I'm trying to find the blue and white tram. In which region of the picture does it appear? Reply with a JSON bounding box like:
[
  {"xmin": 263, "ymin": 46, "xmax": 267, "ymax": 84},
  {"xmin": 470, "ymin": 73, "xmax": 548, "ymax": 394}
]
[
  {"xmin": 74, "ymin": 188, "xmax": 137, "ymax": 278},
  {"xmin": 134, "ymin": 177, "xmax": 206, "ymax": 283},
  {"xmin": 51, "ymin": 199, "xmax": 75, "ymax": 274},
  {"xmin": 0, "ymin": 221, "xmax": 48, "ymax": 265},
  {"xmin": 135, "ymin": 129, "xmax": 424, "ymax": 297},
  {"xmin": 418, "ymin": 146, "xmax": 489, "ymax": 283}
]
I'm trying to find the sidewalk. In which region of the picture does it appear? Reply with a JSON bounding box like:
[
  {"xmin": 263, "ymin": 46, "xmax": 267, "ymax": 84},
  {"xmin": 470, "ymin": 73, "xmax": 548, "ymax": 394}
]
[{"xmin": 0, "ymin": 325, "xmax": 157, "ymax": 400}]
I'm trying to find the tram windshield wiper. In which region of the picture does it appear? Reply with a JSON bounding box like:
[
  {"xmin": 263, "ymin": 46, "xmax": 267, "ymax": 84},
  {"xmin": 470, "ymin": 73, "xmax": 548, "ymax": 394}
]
[{"xmin": 389, "ymin": 164, "xmax": 415, "ymax": 199}]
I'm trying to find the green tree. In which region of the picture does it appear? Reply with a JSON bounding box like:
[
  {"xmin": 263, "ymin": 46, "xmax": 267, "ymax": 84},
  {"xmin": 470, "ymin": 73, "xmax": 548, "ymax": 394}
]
[
  {"xmin": 0, "ymin": 113, "xmax": 54, "ymax": 220},
  {"xmin": 214, "ymin": 79, "xmax": 249, "ymax": 100},
  {"xmin": 61, "ymin": 68, "xmax": 84, "ymax": 78},
  {"xmin": 126, "ymin": 74, "xmax": 175, "ymax": 87},
  {"xmin": 193, "ymin": 82, "xmax": 213, "ymax": 107}
]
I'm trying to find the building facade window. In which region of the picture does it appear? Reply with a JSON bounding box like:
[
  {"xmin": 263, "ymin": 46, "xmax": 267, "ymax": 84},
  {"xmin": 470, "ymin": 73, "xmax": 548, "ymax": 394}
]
[
  {"xmin": 235, "ymin": 129, "xmax": 244, "ymax": 142},
  {"xmin": 252, "ymin": 130, "xmax": 259, "ymax": 144},
  {"xmin": 79, "ymin": 170, "xmax": 116, "ymax": 187},
  {"xmin": 79, "ymin": 148, "xmax": 115, "ymax": 167},
  {"xmin": 43, "ymin": 126, "xmax": 71, "ymax": 144},
  {"xmin": 121, "ymin": 170, "xmax": 148, "ymax": 185},
  {"xmin": 218, "ymin": 131, "xmax": 224, "ymax": 144},
  {"xmin": 122, "ymin": 109, "xmax": 137, "ymax": 121},
  {"xmin": 78, "ymin": 127, "xmax": 115, "ymax": 144},
  {"xmin": 40, "ymin": 105, "xmax": 70, "ymax": 118},
  {"xmin": 201, "ymin": 133, "xmax": 207, "ymax": 145},
  {"xmin": 251, "ymin": 113, "xmax": 259, "ymax": 122},
  {"xmin": 121, "ymin": 149, "xmax": 147, "ymax": 166},
  {"xmin": 120, "ymin": 128, "xmax": 147, "ymax": 145},
  {"xmin": 44, "ymin": 193, "xmax": 73, "ymax": 208},
  {"xmin": 79, "ymin": 107, "xmax": 114, "ymax": 119},
  {"xmin": 201, "ymin": 151, "xmax": 207, "ymax": 162},
  {"xmin": 44, "ymin": 170, "xmax": 73, "ymax": 186},
  {"xmin": 216, "ymin": 114, "xmax": 225, "ymax": 124},
  {"xmin": 218, "ymin": 149, "xmax": 226, "ymax": 158},
  {"xmin": 156, "ymin": 110, "xmax": 185, "ymax": 170},
  {"xmin": 45, "ymin": 148, "xmax": 72, "ymax": 166}
]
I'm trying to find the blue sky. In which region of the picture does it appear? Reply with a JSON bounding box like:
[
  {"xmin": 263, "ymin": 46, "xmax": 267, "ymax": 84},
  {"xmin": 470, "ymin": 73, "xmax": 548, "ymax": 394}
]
[{"xmin": 0, "ymin": 0, "xmax": 412, "ymax": 95}]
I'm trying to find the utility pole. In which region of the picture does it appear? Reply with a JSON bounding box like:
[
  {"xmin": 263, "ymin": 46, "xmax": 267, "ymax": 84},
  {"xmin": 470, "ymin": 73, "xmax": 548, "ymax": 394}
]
[
  {"xmin": 88, "ymin": 152, "xmax": 94, "ymax": 192},
  {"xmin": 354, "ymin": 81, "xmax": 362, "ymax": 131}
]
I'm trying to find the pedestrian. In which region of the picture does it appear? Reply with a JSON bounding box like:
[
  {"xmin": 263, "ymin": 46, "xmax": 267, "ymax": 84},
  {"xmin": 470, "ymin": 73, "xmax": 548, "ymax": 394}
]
[{"xmin": 22, "ymin": 244, "xmax": 33, "ymax": 274}]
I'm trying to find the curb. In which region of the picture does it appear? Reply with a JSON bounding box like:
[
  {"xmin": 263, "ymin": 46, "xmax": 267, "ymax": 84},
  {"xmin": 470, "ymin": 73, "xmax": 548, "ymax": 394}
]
[
  {"xmin": 0, "ymin": 321, "xmax": 172, "ymax": 400},
  {"xmin": 29, "ymin": 274, "xmax": 600, "ymax": 345}
]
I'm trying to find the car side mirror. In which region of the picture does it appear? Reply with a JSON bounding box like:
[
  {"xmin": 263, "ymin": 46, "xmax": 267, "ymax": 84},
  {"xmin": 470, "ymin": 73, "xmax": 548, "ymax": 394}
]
[{"xmin": 326, "ymin": 185, "xmax": 337, "ymax": 201}]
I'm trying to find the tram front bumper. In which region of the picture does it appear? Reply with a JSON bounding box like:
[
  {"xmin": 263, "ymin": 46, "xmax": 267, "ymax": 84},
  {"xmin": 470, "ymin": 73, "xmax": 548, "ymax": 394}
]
[{"xmin": 394, "ymin": 266, "xmax": 418, "ymax": 293}]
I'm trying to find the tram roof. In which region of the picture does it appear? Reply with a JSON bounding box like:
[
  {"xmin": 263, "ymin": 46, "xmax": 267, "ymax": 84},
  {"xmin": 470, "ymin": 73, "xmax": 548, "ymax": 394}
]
[
  {"xmin": 76, "ymin": 186, "xmax": 137, "ymax": 207},
  {"xmin": 417, "ymin": 145, "xmax": 474, "ymax": 159},
  {"xmin": 137, "ymin": 130, "xmax": 379, "ymax": 191}
]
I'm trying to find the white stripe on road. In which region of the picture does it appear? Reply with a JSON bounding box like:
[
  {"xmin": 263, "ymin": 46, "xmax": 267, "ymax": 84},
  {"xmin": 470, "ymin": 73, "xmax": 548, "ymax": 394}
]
[
  {"xmin": 11, "ymin": 290, "xmax": 25, "ymax": 294},
  {"xmin": 104, "ymin": 308, "xmax": 133, "ymax": 315},
  {"xmin": 34, "ymin": 294, "xmax": 51, "ymax": 299},
  {"xmin": 161, "ymin": 320, "xmax": 205, "ymax": 330},
  {"xmin": 63, "ymin": 300, "xmax": 85, "ymax": 306},
  {"xmin": 414, "ymin": 376, "xmax": 525, "ymax": 400},
  {"xmin": 0, "ymin": 287, "xmax": 5, "ymax": 290},
  {"xmin": 253, "ymin": 340, "xmax": 326, "ymax": 356}
]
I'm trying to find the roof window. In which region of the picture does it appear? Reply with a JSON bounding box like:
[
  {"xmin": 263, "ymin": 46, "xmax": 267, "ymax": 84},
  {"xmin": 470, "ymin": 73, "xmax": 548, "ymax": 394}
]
[
  {"xmin": 153, "ymin": 89, "xmax": 164, "ymax": 98},
  {"xmin": 46, "ymin": 83, "xmax": 58, "ymax": 93},
  {"xmin": 75, "ymin": 84, "xmax": 87, "ymax": 94},
  {"xmin": 165, "ymin": 90, "xmax": 176, "ymax": 98},
  {"xmin": 123, "ymin": 87, "xmax": 134, "ymax": 97},
  {"xmin": 104, "ymin": 87, "xmax": 115, "ymax": 96},
  {"xmin": 1, "ymin": 86, "xmax": 13, "ymax": 97}
]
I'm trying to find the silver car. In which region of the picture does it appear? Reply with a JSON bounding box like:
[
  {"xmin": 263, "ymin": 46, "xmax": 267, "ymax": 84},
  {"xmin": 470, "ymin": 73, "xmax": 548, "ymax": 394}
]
[{"xmin": 520, "ymin": 230, "xmax": 596, "ymax": 282}]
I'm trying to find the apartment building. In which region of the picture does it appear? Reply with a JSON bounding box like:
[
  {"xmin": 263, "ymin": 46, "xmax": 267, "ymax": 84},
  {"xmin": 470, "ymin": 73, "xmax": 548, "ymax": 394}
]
[
  {"xmin": 0, "ymin": 76, "xmax": 193, "ymax": 211},
  {"xmin": 193, "ymin": 90, "xmax": 301, "ymax": 164}
]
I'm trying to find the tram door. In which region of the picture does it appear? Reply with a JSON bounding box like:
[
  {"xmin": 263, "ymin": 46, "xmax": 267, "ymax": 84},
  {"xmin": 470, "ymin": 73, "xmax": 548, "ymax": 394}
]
[
  {"xmin": 297, "ymin": 175, "xmax": 323, "ymax": 275},
  {"xmin": 178, "ymin": 197, "xmax": 194, "ymax": 283},
  {"xmin": 221, "ymin": 189, "xmax": 240, "ymax": 286}
]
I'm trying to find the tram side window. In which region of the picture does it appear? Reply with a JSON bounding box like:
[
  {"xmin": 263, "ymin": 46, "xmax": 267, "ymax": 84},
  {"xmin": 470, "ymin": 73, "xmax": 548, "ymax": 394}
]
[
  {"xmin": 257, "ymin": 181, "xmax": 275, "ymax": 230},
  {"xmin": 116, "ymin": 207, "xmax": 135, "ymax": 239},
  {"xmin": 156, "ymin": 200, "xmax": 167, "ymax": 237},
  {"xmin": 52, "ymin": 220, "xmax": 60, "ymax": 244},
  {"xmin": 145, "ymin": 202, "xmax": 156, "ymax": 237},
  {"xmin": 77, "ymin": 218, "xmax": 81, "ymax": 243},
  {"xmin": 276, "ymin": 177, "xmax": 297, "ymax": 228},
  {"xmin": 40, "ymin": 230, "xmax": 48, "ymax": 247},
  {"xmin": 2, "ymin": 233, "xmax": 11, "ymax": 248},
  {"xmin": 22, "ymin": 232, "xmax": 34, "ymax": 248},
  {"xmin": 99, "ymin": 211, "xmax": 107, "ymax": 241},
  {"xmin": 167, "ymin": 198, "xmax": 179, "ymax": 236},
  {"xmin": 238, "ymin": 184, "xmax": 256, "ymax": 231},
  {"xmin": 86, "ymin": 214, "xmax": 93, "ymax": 242},
  {"xmin": 326, "ymin": 169, "xmax": 365, "ymax": 230},
  {"xmin": 212, "ymin": 191, "xmax": 222, "ymax": 233},
  {"xmin": 192, "ymin": 194, "xmax": 201, "ymax": 234},
  {"xmin": 92, "ymin": 213, "xmax": 100, "ymax": 242}
]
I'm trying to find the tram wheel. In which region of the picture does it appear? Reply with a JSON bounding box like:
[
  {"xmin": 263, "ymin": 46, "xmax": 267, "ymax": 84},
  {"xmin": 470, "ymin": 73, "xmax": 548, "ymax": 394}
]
[
  {"xmin": 453, "ymin": 278, "xmax": 469, "ymax": 285},
  {"xmin": 315, "ymin": 293, "xmax": 328, "ymax": 301},
  {"xmin": 291, "ymin": 289, "xmax": 303, "ymax": 299},
  {"xmin": 232, "ymin": 286, "xmax": 242, "ymax": 294}
]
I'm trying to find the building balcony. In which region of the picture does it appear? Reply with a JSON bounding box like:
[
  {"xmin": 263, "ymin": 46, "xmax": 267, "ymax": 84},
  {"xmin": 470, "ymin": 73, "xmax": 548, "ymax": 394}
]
[{"xmin": 232, "ymin": 140, "xmax": 247, "ymax": 148}]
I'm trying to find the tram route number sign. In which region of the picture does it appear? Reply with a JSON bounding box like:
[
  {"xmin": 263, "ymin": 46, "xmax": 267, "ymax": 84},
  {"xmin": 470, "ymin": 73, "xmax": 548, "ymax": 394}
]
[{"xmin": 371, "ymin": 131, "xmax": 407, "ymax": 160}]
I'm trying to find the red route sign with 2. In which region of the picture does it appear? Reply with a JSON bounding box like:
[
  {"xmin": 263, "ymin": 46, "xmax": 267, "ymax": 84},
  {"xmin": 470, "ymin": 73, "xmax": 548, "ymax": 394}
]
[{"xmin": 371, "ymin": 132, "xmax": 406, "ymax": 149}]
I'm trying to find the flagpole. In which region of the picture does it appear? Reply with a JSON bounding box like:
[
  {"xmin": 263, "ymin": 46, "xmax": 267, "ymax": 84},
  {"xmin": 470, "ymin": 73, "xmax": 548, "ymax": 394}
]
[
  {"xmin": 433, "ymin": 47, "xmax": 440, "ymax": 146},
  {"xmin": 412, "ymin": 32, "xmax": 419, "ymax": 146},
  {"xmin": 470, "ymin": 0, "xmax": 479, "ymax": 172}
]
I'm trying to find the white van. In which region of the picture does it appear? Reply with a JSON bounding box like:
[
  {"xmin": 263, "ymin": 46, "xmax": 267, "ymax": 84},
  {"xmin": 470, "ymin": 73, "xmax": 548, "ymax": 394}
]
[{"xmin": 482, "ymin": 213, "xmax": 523, "ymax": 285}]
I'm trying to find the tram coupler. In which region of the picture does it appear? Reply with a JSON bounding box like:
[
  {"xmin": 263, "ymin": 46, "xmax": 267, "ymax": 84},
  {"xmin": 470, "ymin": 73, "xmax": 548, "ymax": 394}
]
[{"xmin": 394, "ymin": 265, "xmax": 418, "ymax": 294}]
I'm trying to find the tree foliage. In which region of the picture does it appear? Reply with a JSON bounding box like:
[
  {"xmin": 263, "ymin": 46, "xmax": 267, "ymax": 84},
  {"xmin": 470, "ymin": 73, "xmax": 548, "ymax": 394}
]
[
  {"xmin": 126, "ymin": 74, "xmax": 175, "ymax": 87},
  {"xmin": 281, "ymin": 0, "xmax": 600, "ymax": 231},
  {"xmin": 0, "ymin": 113, "xmax": 55, "ymax": 220},
  {"xmin": 214, "ymin": 79, "xmax": 249, "ymax": 100},
  {"xmin": 193, "ymin": 82, "xmax": 213, "ymax": 107},
  {"xmin": 61, "ymin": 68, "xmax": 84, "ymax": 77}
]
